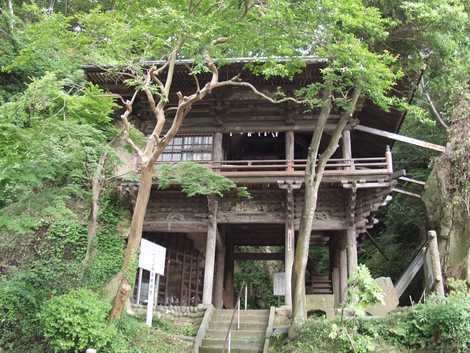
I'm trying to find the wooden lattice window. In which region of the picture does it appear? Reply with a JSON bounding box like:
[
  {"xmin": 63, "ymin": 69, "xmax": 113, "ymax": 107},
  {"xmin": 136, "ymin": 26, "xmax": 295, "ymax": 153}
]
[{"xmin": 160, "ymin": 135, "xmax": 213, "ymax": 162}]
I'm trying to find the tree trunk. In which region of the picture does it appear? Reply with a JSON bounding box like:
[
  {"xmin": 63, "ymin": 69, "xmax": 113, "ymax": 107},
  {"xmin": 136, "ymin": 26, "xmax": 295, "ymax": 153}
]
[
  {"xmin": 109, "ymin": 164, "xmax": 154, "ymax": 320},
  {"xmin": 81, "ymin": 152, "xmax": 109, "ymax": 279},
  {"xmin": 290, "ymin": 88, "xmax": 360, "ymax": 336},
  {"xmin": 290, "ymin": 91, "xmax": 332, "ymax": 335}
]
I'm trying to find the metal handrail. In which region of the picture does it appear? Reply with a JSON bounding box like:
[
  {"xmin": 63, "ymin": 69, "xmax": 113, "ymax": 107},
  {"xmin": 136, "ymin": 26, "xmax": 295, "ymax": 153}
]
[{"xmin": 221, "ymin": 283, "xmax": 248, "ymax": 353}]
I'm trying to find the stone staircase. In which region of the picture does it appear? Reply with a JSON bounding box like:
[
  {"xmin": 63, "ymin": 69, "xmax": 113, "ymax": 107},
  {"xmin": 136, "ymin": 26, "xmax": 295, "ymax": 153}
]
[{"xmin": 199, "ymin": 309, "xmax": 270, "ymax": 353}]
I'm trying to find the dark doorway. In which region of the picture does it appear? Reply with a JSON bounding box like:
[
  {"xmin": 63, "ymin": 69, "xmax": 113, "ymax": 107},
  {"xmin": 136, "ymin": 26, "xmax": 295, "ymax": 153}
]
[{"xmin": 225, "ymin": 132, "xmax": 285, "ymax": 160}]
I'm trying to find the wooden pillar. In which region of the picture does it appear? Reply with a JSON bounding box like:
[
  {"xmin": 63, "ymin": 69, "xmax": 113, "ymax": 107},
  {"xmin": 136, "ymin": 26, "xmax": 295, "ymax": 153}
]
[
  {"xmin": 213, "ymin": 132, "xmax": 223, "ymax": 161},
  {"xmin": 286, "ymin": 130, "xmax": 294, "ymax": 172},
  {"xmin": 346, "ymin": 228, "xmax": 358, "ymax": 276},
  {"xmin": 213, "ymin": 228, "xmax": 225, "ymax": 308},
  {"xmin": 330, "ymin": 237, "xmax": 340, "ymax": 307},
  {"xmin": 342, "ymin": 129, "xmax": 354, "ymax": 170},
  {"xmin": 285, "ymin": 186, "xmax": 295, "ymax": 307},
  {"xmin": 202, "ymin": 197, "xmax": 218, "ymax": 305},
  {"xmin": 428, "ymin": 230, "xmax": 445, "ymax": 295},
  {"xmin": 339, "ymin": 232, "xmax": 348, "ymax": 304},
  {"xmin": 223, "ymin": 237, "xmax": 235, "ymax": 308}
]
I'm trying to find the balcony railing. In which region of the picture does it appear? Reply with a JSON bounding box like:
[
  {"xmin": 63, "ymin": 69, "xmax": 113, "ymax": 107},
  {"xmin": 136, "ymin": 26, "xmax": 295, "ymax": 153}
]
[{"xmin": 155, "ymin": 155, "xmax": 393, "ymax": 179}]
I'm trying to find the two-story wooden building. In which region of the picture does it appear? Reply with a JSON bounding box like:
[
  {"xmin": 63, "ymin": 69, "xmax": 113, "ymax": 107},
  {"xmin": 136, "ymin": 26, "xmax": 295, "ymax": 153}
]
[{"xmin": 85, "ymin": 57, "xmax": 404, "ymax": 311}]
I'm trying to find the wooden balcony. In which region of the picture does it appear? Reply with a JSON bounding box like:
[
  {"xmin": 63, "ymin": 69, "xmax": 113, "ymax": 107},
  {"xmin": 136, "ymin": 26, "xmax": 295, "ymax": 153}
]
[{"xmin": 155, "ymin": 153, "xmax": 394, "ymax": 185}]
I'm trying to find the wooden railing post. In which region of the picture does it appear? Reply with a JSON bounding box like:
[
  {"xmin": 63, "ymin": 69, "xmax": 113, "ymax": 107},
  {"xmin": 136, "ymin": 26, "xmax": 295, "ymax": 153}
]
[
  {"xmin": 286, "ymin": 130, "xmax": 294, "ymax": 173},
  {"xmin": 342, "ymin": 129, "xmax": 354, "ymax": 171},
  {"xmin": 428, "ymin": 230, "xmax": 445, "ymax": 296},
  {"xmin": 212, "ymin": 132, "xmax": 223, "ymax": 172},
  {"xmin": 385, "ymin": 145, "xmax": 393, "ymax": 173}
]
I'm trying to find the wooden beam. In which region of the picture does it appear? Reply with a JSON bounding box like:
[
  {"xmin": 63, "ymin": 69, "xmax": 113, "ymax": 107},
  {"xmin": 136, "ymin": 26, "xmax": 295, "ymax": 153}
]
[
  {"xmin": 223, "ymin": 238, "xmax": 235, "ymax": 308},
  {"xmin": 285, "ymin": 186, "xmax": 295, "ymax": 307},
  {"xmin": 212, "ymin": 132, "xmax": 224, "ymax": 161},
  {"xmin": 354, "ymin": 125, "xmax": 446, "ymax": 153},
  {"xmin": 342, "ymin": 130, "xmax": 354, "ymax": 171},
  {"xmin": 392, "ymin": 188, "xmax": 422, "ymax": 199},
  {"xmin": 346, "ymin": 228, "xmax": 358, "ymax": 275},
  {"xmin": 233, "ymin": 252, "xmax": 284, "ymax": 261},
  {"xmin": 339, "ymin": 232, "xmax": 348, "ymax": 304},
  {"xmin": 213, "ymin": 229, "xmax": 225, "ymax": 308},
  {"xmin": 399, "ymin": 176, "xmax": 426, "ymax": 186},
  {"xmin": 395, "ymin": 245, "xmax": 426, "ymax": 298},
  {"xmin": 286, "ymin": 130, "xmax": 294, "ymax": 173}
]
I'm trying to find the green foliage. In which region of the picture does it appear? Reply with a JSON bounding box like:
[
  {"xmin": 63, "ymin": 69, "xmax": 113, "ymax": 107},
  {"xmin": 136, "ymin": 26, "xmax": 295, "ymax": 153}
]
[
  {"xmin": 234, "ymin": 249, "xmax": 280, "ymax": 308},
  {"xmin": 345, "ymin": 265, "xmax": 384, "ymax": 315},
  {"xmin": 156, "ymin": 161, "xmax": 250, "ymax": 198},
  {"xmin": 0, "ymin": 275, "xmax": 46, "ymax": 350},
  {"xmin": 114, "ymin": 316, "xmax": 191, "ymax": 353},
  {"xmin": 0, "ymin": 73, "xmax": 117, "ymax": 211},
  {"xmin": 38, "ymin": 288, "xmax": 118, "ymax": 353},
  {"xmin": 275, "ymin": 284, "xmax": 470, "ymax": 353}
]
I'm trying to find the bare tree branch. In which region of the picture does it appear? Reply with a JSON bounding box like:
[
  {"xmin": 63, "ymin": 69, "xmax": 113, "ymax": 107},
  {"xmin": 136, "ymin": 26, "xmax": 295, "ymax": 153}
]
[
  {"xmin": 184, "ymin": 63, "xmax": 201, "ymax": 92},
  {"xmin": 214, "ymin": 80, "xmax": 307, "ymax": 105},
  {"xmin": 116, "ymin": 90, "xmax": 143, "ymax": 157},
  {"xmin": 421, "ymin": 81, "xmax": 449, "ymax": 129}
]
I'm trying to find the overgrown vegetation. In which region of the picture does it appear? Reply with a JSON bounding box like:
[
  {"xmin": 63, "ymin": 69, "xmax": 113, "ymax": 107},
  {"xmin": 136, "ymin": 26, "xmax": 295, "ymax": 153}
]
[
  {"xmin": 1, "ymin": 0, "xmax": 469, "ymax": 351},
  {"xmin": 273, "ymin": 277, "xmax": 470, "ymax": 353}
]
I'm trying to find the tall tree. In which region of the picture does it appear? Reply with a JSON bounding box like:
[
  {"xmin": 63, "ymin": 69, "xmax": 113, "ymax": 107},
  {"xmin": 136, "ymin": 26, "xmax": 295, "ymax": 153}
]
[{"xmin": 286, "ymin": 0, "xmax": 402, "ymax": 333}]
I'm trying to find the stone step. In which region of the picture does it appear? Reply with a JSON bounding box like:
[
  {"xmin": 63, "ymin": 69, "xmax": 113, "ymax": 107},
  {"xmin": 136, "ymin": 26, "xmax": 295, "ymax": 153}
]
[
  {"xmin": 205, "ymin": 329, "xmax": 265, "ymax": 339},
  {"xmin": 202, "ymin": 337, "xmax": 264, "ymax": 347},
  {"xmin": 209, "ymin": 320, "xmax": 267, "ymax": 331},
  {"xmin": 212, "ymin": 311, "xmax": 269, "ymax": 321},
  {"xmin": 215, "ymin": 309, "xmax": 269, "ymax": 316},
  {"xmin": 200, "ymin": 342, "xmax": 263, "ymax": 353}
]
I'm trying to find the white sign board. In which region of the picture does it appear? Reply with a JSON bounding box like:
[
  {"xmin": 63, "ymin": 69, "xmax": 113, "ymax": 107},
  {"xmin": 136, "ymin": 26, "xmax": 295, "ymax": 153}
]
[
  {"xmin": 273, "ymin": 272, "xmax": 286, "ymax": 296},
  {"xmin": 139, "ymin": 239, "xmax": 166, "ymax": 275}
]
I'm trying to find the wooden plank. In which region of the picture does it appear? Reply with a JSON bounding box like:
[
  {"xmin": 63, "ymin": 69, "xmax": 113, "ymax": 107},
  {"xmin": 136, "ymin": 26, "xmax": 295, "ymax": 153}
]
[
  {"xmin": 392, "ymin": 188, "xmax": 421, "ymax": 199},
  {"xmin": 233, "ymin": 252, "xmax": 284, "ymax": 261},
  {"xmin": 395, "ymin": 246, "xmax": 427, "ymax": 298},
  {"xmin": 355, "ymin": 125, "xmax": 446, "ymax": 153},
  {"xmin": 399, "ymin": 176, "xmax": 426, "ymax": 186}
]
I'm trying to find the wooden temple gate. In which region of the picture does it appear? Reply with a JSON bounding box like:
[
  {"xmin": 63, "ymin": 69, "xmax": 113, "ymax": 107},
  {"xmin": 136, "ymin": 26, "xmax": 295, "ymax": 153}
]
[{"xmin": 86, "ymin": 59, "xmax": 406, "ymax": 310}]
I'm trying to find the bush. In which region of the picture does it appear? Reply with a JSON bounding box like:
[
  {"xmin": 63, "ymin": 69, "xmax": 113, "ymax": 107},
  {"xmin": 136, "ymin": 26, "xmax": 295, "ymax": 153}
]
[
  {"xmin": 403, "ymin": 292, "xmax": 470, "ymax": 352},
  {"xmin": 0, "ymin": 275, "xmax": 46, "ymax": 350},
  {"xmin": 38, "ymin": 288, "xmax": 118, "ymax": 353}
]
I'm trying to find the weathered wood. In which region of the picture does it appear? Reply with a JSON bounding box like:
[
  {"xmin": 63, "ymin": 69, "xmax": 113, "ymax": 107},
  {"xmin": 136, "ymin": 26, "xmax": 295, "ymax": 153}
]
[
  {"xmin": 342, "ymin": 129, "xmax": 354, "ymax": 170},
  {"xmin": 339, "ymin": 233, "xmax": 348, "ymax": 304},
  {"xmin": 355, "ymin": 125, "xmax": 446, "ymax": 153},
  {"xmin": 223, "ymin": 238, "xmax": 235, "ymax": 308},
  {"xmin": 399, "ymin": 176, "xmax": 426, "ymax": 186},
  {"xmin": 213, "ymin": 229, "xmax": 225, "ymax": 308},
  {"xmin": 213, "ymin": 132, "xmax": 224, "ymax": 161},
  {"xmin": 395, "ymin": 245, "xmax": 427, "ymax": 298},
  {"xmin": 286, "ymin": 130, "xmax": 295, "ymax": 172},
  {"xmin": 331, "ymin": 237, "xmax": 340, "ymax": 307},
  {"xmin": 346, "ymin": 228, "xmax": 358, "ymax": 275},
  {"xmin": 285, "ymin": 186, "xmax": 295, "ymax": 307},
  {"xmin": 428, "ymin": 230, "xmax": 445, "ymax": 295},
  {"xmin": 233, "ymin": 252, "xmax": 285, "ymax": 260},
  {"xmin": 202, "ymin": 198, "xmax": 218, "ymax": 305},
  {"xmin": 193, "ymin": 304, "xmax": 215, "ymax": 353},
  {"xmin": 392, "ymin": 188, "xmax": 421, "ymax": 199}
]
